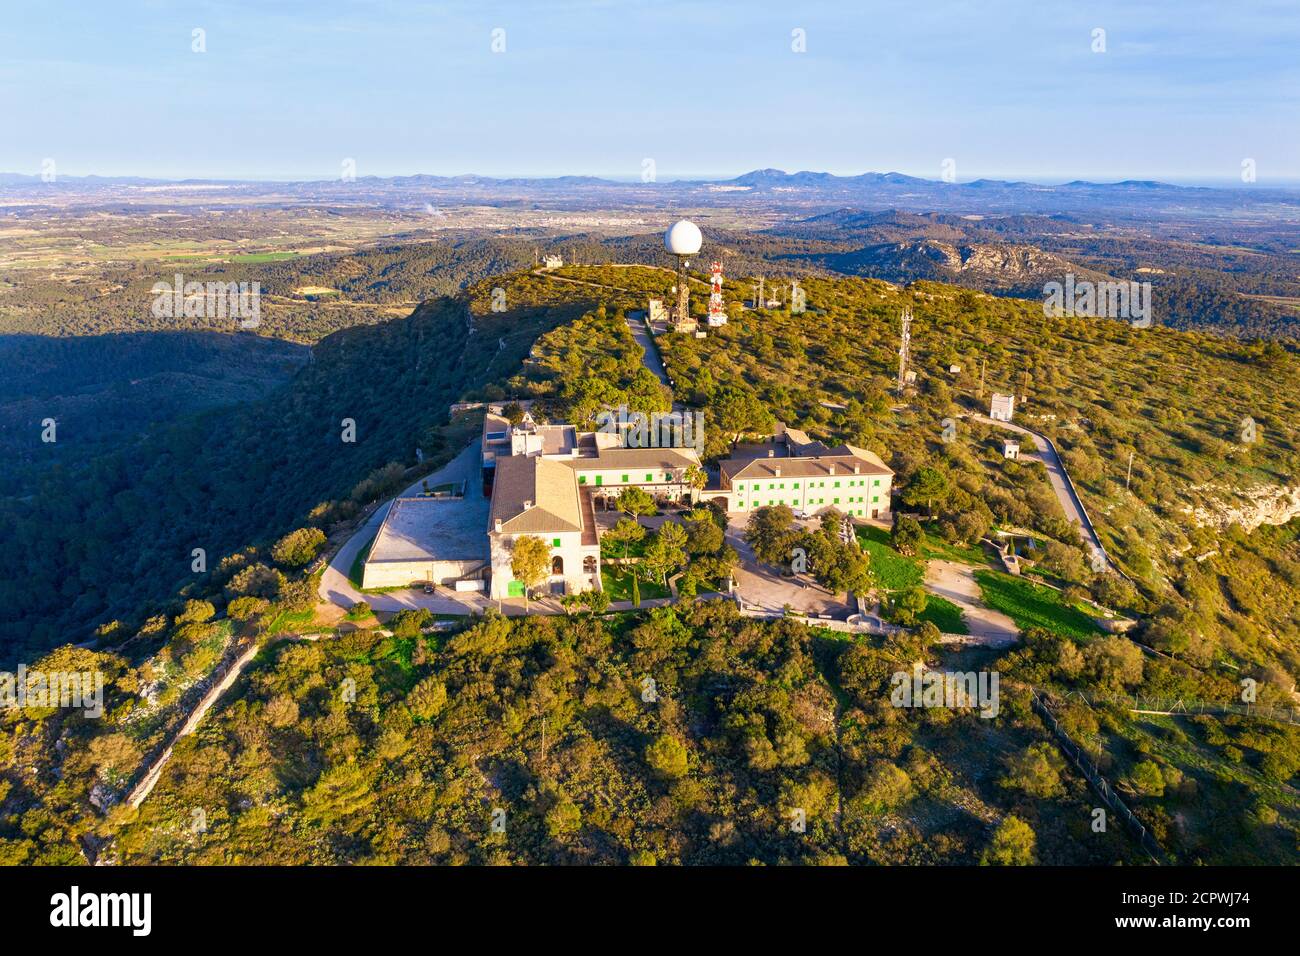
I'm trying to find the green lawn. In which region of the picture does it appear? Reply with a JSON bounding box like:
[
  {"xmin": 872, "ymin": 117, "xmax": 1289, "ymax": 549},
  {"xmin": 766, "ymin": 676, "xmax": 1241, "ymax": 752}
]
[
  {"xmin": 601, "ymin": 568, "xmax": 669, "ymax": 603},
  {"xmin": 265, "ymin": 607, "xmax": 315, "ymax": 636},
  {"xmin": 853, "ymin": 525, "xmax": 967, "ymax": 632},
  {"xmin": 230, "ymin": 251, "xmax": 299, "ymax": 263},
  {"xmin": 855, "ymin": 525, "xmax": 923, "ymax": 590},
  {"xmin": 973, "ymin": 569, "xmax": 1104, "ymax": 640},
  {"xmin": 601, "ymin": 529, "xmax": 653, "ymax": 560},
  {"xmin": 917, "ymin": 594, "xmax": 968, "ymax": 634}
]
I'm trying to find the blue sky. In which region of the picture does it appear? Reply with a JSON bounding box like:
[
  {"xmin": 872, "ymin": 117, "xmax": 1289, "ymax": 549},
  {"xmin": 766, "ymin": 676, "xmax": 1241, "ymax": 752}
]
[{"xmin": 3, "ymin": 0, "xmax": 1299, "ymax": 183}]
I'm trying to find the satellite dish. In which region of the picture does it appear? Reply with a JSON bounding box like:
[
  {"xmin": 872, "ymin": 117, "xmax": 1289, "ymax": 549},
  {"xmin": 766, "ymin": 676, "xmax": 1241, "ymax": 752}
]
[{"xmin": 664, "ymin": 220, "xmax": 703, "ymax": 256}]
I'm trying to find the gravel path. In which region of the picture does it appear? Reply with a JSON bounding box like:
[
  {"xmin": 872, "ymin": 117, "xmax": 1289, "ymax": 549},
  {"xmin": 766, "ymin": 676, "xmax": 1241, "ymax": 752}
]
[{"xmin": 923, "ymin": 560, "xmax": 1019, "ymax": 647}]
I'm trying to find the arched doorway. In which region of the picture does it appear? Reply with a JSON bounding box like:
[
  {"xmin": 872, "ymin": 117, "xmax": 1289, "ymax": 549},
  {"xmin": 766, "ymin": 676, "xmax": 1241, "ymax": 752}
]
[{"xmin": 551, "ymin": 555, "xmax": 564, "ymax": 575}]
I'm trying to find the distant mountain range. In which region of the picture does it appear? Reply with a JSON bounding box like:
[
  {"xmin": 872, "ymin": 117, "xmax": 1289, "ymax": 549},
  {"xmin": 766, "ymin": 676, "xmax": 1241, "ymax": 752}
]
[
  {"xmin": 0, "ymin": 167, "xmax": 1230, "ymax": 191},
  {"xmin": 7, "ymin": 167, "xmax": 1296, "ymax": 223}
]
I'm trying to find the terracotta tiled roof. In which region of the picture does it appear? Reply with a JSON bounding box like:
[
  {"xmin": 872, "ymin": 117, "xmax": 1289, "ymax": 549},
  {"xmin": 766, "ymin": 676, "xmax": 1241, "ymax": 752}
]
[
  {"xmin": 490, "ymin": 456, "xmax": 583, "ymax": 534},
  {"xmin": 559, "ymin": 446, "xmax": 700, "ymax": 471},
  {"xmin": 719, "ymin": 446, "xmax": 893, "ymax": 487}
]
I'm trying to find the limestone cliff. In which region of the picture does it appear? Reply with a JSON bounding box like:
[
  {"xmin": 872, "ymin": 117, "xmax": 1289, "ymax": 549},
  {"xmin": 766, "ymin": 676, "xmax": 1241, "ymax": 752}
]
[{"xmin": 1184, "ymin": 483, "xmax": 1300, "ymax": 533}]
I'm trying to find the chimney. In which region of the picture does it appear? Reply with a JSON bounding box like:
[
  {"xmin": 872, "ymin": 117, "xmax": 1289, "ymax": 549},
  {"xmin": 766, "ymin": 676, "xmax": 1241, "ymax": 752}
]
[
  {"xmin": 828, "ymin": 464, "xmax": 836, "ymax": 476},
  {"xmin": 853, "ymin": 463, "xmax": 860, "ymax": 474},
  {"xmin": 773, "ymin": 466, "xmax": 781, "ymax": 477},
  {"xmin": 767, "ymin": 449, "xmax": 775, "ymax": 457},
  {"xmin": 523, "ymin": 500, "xmax": 533, "ymax": 510},
  {"xmin": 494, "ymin": 519, "xmax": 502, "ymax": 532}
]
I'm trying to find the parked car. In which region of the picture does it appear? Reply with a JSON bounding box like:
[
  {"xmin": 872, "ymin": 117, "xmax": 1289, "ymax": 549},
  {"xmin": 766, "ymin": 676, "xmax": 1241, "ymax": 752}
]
[{"xmin": 423, "ymin": 583, "xmax": 435, "ymax": 595}]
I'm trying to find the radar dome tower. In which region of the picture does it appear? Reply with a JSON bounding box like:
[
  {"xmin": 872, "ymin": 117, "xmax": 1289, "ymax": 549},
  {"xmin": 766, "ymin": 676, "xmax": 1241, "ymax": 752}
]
[{"xmin": 664, "ymin": 220, "xmax": 703, "ymax": 326}]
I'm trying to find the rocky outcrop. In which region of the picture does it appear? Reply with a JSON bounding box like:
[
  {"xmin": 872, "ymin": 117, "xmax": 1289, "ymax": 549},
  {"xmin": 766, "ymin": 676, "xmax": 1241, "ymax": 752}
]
[
  {"xmin": 1184, "ymin": 484, "xmax": 1300, "ymax": 533},
  {"xmin": 828, "ymin": 239, "xmax": 1113, "ymax": 297}
]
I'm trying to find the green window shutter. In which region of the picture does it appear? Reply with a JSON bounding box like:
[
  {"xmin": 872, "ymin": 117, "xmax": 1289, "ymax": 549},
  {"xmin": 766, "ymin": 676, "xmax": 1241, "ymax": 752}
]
[
  {"xmin": 578, "ymin": 475, "xmax": 586, "ymax": 484},
  {"xmin": 552, "ymin": 538, "xmax": 561, "ymax": 547},
  {"xmin": 646, "ymin": 473, "xmax": 653, "ymax": 482},
  {"xmin": 622, "ymin": 474, "xmax": 629, "ymax": 483},
  {"xmin": 595, "ymin": 475, "xmax": 602, "ymax": 486}
]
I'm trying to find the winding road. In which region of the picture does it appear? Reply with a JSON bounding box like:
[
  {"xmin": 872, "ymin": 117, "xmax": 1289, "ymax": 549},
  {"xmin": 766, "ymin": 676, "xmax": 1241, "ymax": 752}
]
[{"xmin": 971, "ymin": 413, "xmax": 1112, "ymax": 573}]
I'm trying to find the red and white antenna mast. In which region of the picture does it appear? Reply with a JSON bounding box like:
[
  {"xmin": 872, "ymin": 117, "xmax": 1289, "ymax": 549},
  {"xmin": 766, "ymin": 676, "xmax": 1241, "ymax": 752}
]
[{"xmin": 707, "ymin": 259, "xmax": 727, "ymax": 327}]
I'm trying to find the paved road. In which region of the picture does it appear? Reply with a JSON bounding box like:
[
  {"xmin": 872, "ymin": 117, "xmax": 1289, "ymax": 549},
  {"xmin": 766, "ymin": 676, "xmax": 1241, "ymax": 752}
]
[
  {"xmin": 973, "ymin": 414, "xmax": 1111, "ymax": 572},
  {"xmin": 724, "ymin": 515, "xmax": 849, "ymax": 617},
  {"xmin": 625, "ymin": 312, "xmax": 672, "ymax": 390},
  {"xmin": 317, "ymin": 441, "xmax": 498, "ymax": 616}
]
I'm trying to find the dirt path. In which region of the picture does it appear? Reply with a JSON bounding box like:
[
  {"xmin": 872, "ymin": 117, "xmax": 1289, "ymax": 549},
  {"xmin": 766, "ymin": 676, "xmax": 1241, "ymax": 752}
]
[{"xmin": 924, "ymin": 560, "xmax": 1019, "ymax": 647}]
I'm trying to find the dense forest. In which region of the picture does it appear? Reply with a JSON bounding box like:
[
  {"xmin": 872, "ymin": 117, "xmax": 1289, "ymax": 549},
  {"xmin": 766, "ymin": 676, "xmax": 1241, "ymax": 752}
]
[
  {"xmin": 0, "ymin": 285, "xmax": 589, "ymax": 664},
  {"xmin": 0, "ymin": 331, "xmax": 307, "ymax": 493}
]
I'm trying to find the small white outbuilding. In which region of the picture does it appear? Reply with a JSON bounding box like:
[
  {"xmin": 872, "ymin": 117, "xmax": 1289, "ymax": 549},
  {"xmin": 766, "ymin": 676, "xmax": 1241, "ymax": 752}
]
[{"xmin": 990, "ymin": 392, "xmax": 1016, "ymax": 422}]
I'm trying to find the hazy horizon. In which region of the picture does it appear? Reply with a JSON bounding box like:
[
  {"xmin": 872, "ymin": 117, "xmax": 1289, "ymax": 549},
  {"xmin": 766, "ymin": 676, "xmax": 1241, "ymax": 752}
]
[{"xmin": 5, "ymin": 167, "xmax": 1299, "ymax": 190}]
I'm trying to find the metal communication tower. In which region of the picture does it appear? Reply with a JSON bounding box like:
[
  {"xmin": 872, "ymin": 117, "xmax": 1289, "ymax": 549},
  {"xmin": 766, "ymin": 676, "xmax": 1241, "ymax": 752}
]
[{"xmin": 897, "ymin": 307, "xmax": 913, "ymax": 396}]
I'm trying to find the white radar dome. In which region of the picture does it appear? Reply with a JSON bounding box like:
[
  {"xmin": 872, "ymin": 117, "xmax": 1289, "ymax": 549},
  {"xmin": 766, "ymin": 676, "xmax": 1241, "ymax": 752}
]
[{"xmin": 664, "ymin": 220, "xmax": 703, "ymax": 256}]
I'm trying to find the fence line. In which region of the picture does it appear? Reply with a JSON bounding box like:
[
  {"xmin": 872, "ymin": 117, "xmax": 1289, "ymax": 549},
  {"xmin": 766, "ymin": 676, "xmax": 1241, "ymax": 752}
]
[
  {"xmin": 1059, "ymin": 687, "xmax": 1299, "ymax": 726},
  {"xmin": 1030, "ymin": 689, "xmax": 1166, "ymax": 864}
]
